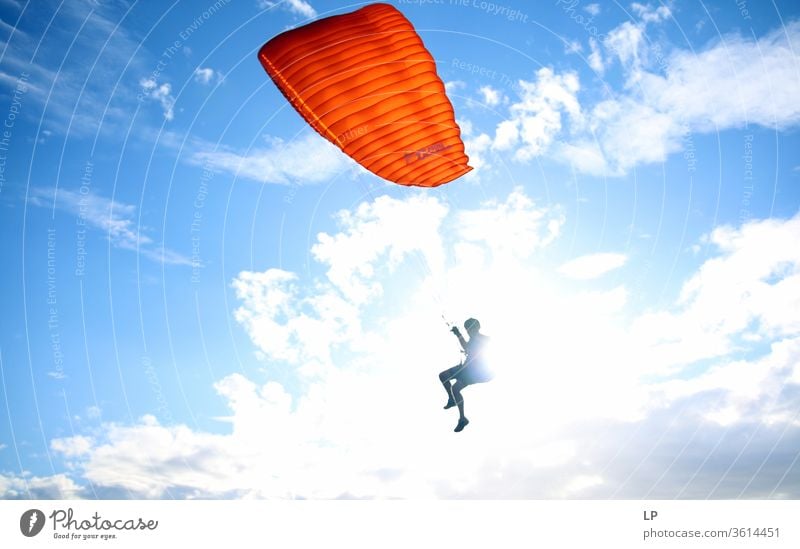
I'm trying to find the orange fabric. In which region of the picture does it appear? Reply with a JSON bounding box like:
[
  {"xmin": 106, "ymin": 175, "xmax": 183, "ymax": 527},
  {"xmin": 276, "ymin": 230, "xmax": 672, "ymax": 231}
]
[{"xmin": 258, "ymin": 3, "xmax": 472, "ymax": 187}]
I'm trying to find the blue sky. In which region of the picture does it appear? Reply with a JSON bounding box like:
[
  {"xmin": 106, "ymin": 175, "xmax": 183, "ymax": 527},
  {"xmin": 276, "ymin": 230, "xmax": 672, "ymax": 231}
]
[{"xmin": 1, "ymin": 0, "xmax": 799, "ymax": 499}]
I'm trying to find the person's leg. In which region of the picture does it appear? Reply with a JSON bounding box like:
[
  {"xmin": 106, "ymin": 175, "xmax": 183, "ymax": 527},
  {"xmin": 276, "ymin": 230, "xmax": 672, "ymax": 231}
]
[
  {"xmin": 452, "ymin": 380, "xmax": 470, "ymax": 431},
  {"xmin": 439, "ymin": 365, "xmax": 462, "ymax": 408}
]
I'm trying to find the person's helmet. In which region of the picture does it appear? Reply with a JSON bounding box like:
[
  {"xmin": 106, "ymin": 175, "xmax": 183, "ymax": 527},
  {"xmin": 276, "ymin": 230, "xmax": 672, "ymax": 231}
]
[{"xmin": 464, "ymin": 318, "xmax": 480, "ymax": 331}]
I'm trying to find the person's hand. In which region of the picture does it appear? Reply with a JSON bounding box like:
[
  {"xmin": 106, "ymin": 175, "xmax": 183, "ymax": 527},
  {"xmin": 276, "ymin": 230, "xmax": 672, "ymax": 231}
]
[{"xmin": 450, "ymin": 326, "xmax": 460, "ymax": 335}]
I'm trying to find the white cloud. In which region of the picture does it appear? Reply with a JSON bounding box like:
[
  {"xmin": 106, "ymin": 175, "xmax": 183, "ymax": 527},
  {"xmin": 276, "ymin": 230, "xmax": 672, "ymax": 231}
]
[
  {"xmin": 581, "ymin": 98, "xmax": 678, "ymax": 175},
  {"xmin": 630, "ymin": 214, "xmax": 800, "ymax": 374},
  {"xmin": 483, "ymin": 20, "xmax": 800, "ymax": 176},
  {"xmin": 563, "ymin": 474, "xmax": 603, "ymax": 496},
  {"xmin": 463, "ymin": 131, "xmax": 493, "ymax": 174},
  {"xmin": 31, "ymin": 201, "xmax": 800, "ymax": 498},
  {"xmin": 558, "ymin": 252, "xmax": 627, "ymax": 279},
  {"xmin": 554, "ymin": 140, "xmax": 610, "ymax": 175},
  {"xmin": 603, "ymin": 21, "xmax": 644, "ymax": 70},
  {"xmin": 631, "ymin": 2, "xmax": 671, "ymax": 24},
  {"xmin": 258, "ymin": 0, "xmax": 317, "ymax": 18},
  {"xmin": 587, "ymin": 37, "xmax": 604, "ymax": 74},
  {"xmin": 37, "ymin": 190, "xmax": 583, "ymax": 499},
  {"xmin": 478, "ymin": 85, "xmax": 502, "ymax": 107},
  {"xmin": 192, "ymin": 133, "xmax": 356, "ymax": 185},
  {"xmin": 139, "ymin": 77, "xmax": 175, "ymax": 121},
  {"xmin": 29, "ymin": 187, "xmax": 192, "ymax": 266},
  {"xmin": 584, "ymin": 3, "xmax": 601, "ymax": 16},
  {"xmin": 564, "ymin": 39, "xmax": 582, "ymax": 55},
  {"xmin": 492, "ymin": 119, "xmax": 518, "ymax": 150},
  {"xmin": 232, "ymin": 269, "xmax": 300, "ymax": 363},
  {"xmin": 0, "ymin": 472, "xmax": 84, "ymax": 499},
  {"xmin": 311, "ymin": 195, "xmax": 449, "ymax": 304},
  {"xmin": 35, "ymin": 188, "xmax": 138, "ymax": 246},
  {"xmin": 652, "ymin": 338, "xmax": 800, "ymax": 426},
  {"xmin": 638, "ymin": 23, "xmax": 800, "ymax": 130},
  {"xmin": 457, "ymin": 189, "xmax": 564, "ymax": 259},
  {"xmin": 592, "ymin": 20, "xmax": 800, "ymax": 174},
  {"xmin": 491, "ymin": 68, "xmax": 582, "ymax": 161},
  {"xmin": 231, "ymin": 269, "xmax": 360, "ymax": 377},
  {"xmin": 193, "ymin": 67, "xmax": 218, "ymax": 85},
  {"xmin": 51, "ymin": 435, "xmax": 94, "ymax": 457},
  {"xmin": 232, "ymin": 194, "xmax": 450, "ymax": 377},
  {"xmin": 445, "ymin": 80, "xmax": 466, "ymax": 94}
]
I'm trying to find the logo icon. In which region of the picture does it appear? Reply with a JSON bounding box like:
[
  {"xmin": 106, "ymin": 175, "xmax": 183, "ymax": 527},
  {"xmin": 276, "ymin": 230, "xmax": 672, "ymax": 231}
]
[{"xmin": 20, "ymin": 509, "xmax": 45, "ymax": 537}]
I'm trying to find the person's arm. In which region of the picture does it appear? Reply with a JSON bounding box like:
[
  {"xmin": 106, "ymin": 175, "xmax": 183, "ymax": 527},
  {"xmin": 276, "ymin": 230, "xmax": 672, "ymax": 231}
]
[{"xmin": 451, "ymin": 326, "xmax": 468, "ymax": 353}]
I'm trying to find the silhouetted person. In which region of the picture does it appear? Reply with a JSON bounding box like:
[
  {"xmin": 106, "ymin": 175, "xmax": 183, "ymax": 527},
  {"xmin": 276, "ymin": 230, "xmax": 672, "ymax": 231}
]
[{"xmin": 438, "ymin": 318, "xmax": 493, "ymax": 432}]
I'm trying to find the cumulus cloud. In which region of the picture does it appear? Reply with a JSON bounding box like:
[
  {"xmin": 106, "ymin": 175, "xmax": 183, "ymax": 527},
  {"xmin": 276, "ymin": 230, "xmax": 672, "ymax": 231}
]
[
  {"xmin": 456, "ymin": 189, "xmax": 564, "ymax": 258},
  {"xmin": 487, "ymin": 20, "xmax": 800, "ymax": 176},
  {"xmin": 193, "ymin": 67, "xmax": 219, "ymax": 85},
  {"xmin": 631, "ymin": 2, "xmax": 672, "ymax": 24},
  {"xmin": 458, "ymin": 118, "xmax": 493, "ymax": 177},
  {"xmin": 311, "ymin": 195, "xmax": 449, "ymax": 304},
  {"xmin": 491, "ymin": 68, "xmax": 582, "ymax": 161},
  {"xmin": 51, "ymin": 435, "xmax": 94, "ymax": 458},
  {"xmin": 652, "ymin": 338, "xmax": 800, "ymax": 427},
  {"xmin": 638, "ymin": 26, "xmax": 800, "ymax": 130},
  {"xmin": 231, "ymin": 269, "xmax": 361, "ymax": 378},
  {"xmin": 630, "ymin": 214, "xmax": 800, "ymax": 375},
  {"xmin": 233, "ymin": 192, "xmax": 561, "ymax": 374},
  {"xmin": 587, "ymin": 37, "xmax": 604, "ymax": 74},
  {"xmin": 139, "ymin": 77, "xmax": 175, "ymax": 121},
  {"xmin": 0, "ymin": 472, "xmax": 84, "ymax": 499},
  {"xmin": 604, "ymin": 21, "xmax": 644, "ymax": 69},
  {"xmin": 478, "ymin": 85, "xmax": 502, "ymax": 107},
  {"xmin": 33, "ymin": 198, "xmax": 800, "ymax": 499},
  {"xmin": 589, "ymin": 20, "xmax": 800, "ymax": 174}
]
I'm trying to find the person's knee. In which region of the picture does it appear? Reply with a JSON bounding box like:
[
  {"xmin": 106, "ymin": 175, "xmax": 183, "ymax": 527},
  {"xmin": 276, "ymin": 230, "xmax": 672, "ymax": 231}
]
[{"xmin": 440, "ymin": 365, "xmax": 460, "ymax": 381}]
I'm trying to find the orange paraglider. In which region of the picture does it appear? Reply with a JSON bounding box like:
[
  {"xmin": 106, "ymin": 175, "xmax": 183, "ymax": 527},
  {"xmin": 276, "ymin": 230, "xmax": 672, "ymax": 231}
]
[{"xmin": 258, "ymin": 3, "xmax": 472, "ymax": 187}]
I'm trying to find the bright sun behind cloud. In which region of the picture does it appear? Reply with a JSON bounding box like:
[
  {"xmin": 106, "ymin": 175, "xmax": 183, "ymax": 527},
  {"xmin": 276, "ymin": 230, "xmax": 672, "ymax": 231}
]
[{"xmin": 37, "ymin": 187, "xmax": 800, "ymax": 499}]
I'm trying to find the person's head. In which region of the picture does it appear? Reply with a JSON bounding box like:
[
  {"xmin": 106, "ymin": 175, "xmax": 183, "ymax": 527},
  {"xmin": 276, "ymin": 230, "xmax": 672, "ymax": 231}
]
[{"xmin": 464, "ymin": 317, "xmax": 481, "ymax": 336}]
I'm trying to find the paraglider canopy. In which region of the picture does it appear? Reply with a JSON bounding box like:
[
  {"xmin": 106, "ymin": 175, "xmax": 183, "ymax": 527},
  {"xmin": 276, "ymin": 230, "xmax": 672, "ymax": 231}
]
[{"xmin": 258, "ymin": 3, "xmax": 472, "ymax": 187}]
